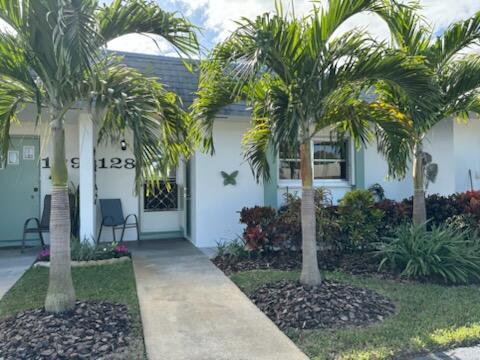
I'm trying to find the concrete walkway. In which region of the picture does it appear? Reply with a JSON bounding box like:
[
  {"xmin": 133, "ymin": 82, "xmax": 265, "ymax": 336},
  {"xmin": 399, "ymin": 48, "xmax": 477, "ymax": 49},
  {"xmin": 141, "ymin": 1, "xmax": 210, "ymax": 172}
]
[
  {"xmin": 132, "ymin": 239, "xmax": 309, "ymax": 360},
  {"xmin": 0, "ymin": 247, "xmax": 36, "ymax": 299}
]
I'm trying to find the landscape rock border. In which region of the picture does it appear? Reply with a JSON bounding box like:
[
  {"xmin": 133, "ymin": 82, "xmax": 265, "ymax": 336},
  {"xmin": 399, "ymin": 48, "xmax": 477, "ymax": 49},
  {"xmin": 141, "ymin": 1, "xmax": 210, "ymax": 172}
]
[
  {"xmin": 34, "ymin": 256, "xmax": 131, "ymax": 268},
  {"xmin": 249, "ymin": 279, "xmax": 396, "ymax": 330}
]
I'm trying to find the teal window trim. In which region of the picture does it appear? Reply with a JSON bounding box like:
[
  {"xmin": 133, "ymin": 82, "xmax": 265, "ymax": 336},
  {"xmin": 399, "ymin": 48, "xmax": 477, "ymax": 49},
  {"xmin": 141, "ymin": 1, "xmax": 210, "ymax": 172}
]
[
  {"xmin": 353, "ymin": 146, "xmax": 365, "ymax": 189},
  {"xmin": 264, "ymin": 147, "xmax": 278, "ymax": 209}
]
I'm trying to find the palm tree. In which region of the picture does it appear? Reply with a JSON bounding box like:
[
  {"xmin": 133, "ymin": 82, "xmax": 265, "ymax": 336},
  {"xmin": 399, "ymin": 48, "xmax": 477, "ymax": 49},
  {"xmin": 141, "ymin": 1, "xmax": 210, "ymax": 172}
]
[
  {"xmin": 193, "ymin": 0, "xmax": 434, "ymax": 286},
  {"xmin": 376, "ymin": 1, "xmax": 480, "ymax": 225},
  {"xmin": 0, "ymin": 0, "xmax": 199, "ymax": 313}
]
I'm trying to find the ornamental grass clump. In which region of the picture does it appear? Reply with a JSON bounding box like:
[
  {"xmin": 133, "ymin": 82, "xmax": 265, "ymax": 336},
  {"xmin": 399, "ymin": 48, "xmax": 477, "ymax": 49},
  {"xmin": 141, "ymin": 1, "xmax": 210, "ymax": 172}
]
[{"xmin": 377, "ymin": 223, "xmax": 480, "ymax": 284}]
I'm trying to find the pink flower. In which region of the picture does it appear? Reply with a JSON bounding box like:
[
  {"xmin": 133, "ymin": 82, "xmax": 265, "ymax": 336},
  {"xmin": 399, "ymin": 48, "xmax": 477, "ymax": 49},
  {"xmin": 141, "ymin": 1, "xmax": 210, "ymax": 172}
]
[
  {"xmin": 37, "ymin": 248, "xmax": 50, "ymax": 261},
  {"xmin": 114, "ymin": 244, "xmax": 129, "ymax": 254}
]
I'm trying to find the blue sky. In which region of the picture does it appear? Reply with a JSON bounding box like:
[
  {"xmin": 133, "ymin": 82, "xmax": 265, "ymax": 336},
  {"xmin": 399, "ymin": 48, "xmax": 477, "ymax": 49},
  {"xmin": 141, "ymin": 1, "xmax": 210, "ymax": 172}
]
[{"xmin": 93, "ymin": 1, "xmax": 480, "ymax": 55}]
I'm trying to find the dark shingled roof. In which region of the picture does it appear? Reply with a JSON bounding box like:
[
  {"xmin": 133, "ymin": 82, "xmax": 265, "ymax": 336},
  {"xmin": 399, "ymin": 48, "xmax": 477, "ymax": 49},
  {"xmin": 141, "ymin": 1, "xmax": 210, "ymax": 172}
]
[{"xmin": 114, "ymin": 51, "xmax": 249, "ymax": 117}]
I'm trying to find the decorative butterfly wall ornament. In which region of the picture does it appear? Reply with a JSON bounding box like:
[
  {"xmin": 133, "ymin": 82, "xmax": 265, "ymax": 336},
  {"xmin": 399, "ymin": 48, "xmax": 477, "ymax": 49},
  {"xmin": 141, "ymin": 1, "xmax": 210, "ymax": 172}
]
[{"xmin": 221, "ymin": 170, "xmax": 239, "ymax": 186}]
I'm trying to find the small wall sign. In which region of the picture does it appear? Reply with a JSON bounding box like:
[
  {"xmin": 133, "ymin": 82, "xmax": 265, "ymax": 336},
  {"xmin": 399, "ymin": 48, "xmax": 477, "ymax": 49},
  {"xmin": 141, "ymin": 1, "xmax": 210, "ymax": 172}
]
[
  {"xmin": 23, "ymin": 146, "xmax": 35, "ymax": 160},
  {"xmin": 7, "ymin": 151, "xmax": 19, "ymax": 165}
]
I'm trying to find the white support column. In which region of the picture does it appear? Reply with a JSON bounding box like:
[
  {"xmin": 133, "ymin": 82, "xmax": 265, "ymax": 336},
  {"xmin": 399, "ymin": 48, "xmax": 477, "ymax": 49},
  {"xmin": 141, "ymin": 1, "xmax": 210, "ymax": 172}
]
[{"xmin": 79, "ymin": 113, "xmax": 96, "ymax": 243}]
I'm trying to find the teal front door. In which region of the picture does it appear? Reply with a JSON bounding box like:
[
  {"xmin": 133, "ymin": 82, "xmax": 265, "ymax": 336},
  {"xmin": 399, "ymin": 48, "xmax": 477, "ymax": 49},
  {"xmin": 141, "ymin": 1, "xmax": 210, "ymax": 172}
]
[{"xmin": 0, "ymin": 137, "xmax": 41, "ymax": 244}]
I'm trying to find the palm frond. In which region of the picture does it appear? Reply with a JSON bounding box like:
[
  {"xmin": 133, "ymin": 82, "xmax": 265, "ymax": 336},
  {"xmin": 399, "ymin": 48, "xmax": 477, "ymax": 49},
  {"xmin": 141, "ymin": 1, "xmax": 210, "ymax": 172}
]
[
  {"xmin": 0, "ymin": 78, "xmax": 37, "ymax": 164},
  {"xmin": 376, "ymin": 0, "xmax": 431, "ymax": 55},
  {"xmin": 320, "ymin": 86, "xmax": 413, "ymax": 177},
  {"xmin": 53, "ymin": 0, "xmax": 99, "ymax": 77},
  {"xmin": 441, "ymin": 55, "xmax": 480, "ymax": 118},
  {"xmin": 0, "ymin": 0, "xmax": 26, "ymax": 30},
  {"xmin": 0, "ymin": 32, "xmax": 36, "ymax": 87},
  {"xmin": 98, "ymin": 0, "xmax": 199, "ymax": 56},
  {"xmin": 86, "ymin": 61, "xmax": 198, "ymax": 188},
  {"xmin": 313, "ymin": 0, "xmax": 384, "ymax": 43},
  {"xmin": 0, "ymin": 32, "xmax": 42, "ymax": 123},
  {"xmin": 192, "ymin": 58, "xmax": 242, "ymax": 153},
  {"xmin": 242, "ymin": 116, "xmax": 272, "ymax": 182},
  {"xmin": 428, "ymin": 11, "xmax": 480, "ymax": 68}
]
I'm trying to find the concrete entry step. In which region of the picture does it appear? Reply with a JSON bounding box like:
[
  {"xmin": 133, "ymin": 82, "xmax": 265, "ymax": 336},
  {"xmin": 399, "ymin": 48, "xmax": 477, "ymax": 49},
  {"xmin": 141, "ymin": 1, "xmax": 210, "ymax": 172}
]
[{"xmin": 132, "ymin": 239, "xmax": 309, "ymax": 360}]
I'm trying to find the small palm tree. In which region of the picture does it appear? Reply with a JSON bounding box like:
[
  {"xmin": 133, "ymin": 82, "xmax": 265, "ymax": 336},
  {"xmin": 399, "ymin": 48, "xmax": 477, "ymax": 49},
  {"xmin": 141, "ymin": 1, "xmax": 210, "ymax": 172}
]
[
  {"xmin": 193, "ymin": 0, "xmax": 434, "ymax": 286},
  {"xmin": 0, "ymin": 0, "xmax": 199, "ymax": 313},
  {"xmin": 376, "ymin": 1, "xmax": 480, "ymax": 225}
]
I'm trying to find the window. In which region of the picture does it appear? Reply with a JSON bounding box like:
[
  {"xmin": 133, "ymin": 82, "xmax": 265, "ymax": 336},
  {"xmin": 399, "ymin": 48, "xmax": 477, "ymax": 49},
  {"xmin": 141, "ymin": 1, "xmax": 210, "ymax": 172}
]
[
  {"xmin": 278, "ymin": 140, "xmax": 349, "ymax": 180},
  {"xmin": 279, "ymin": 147, "xmax": 300, "ymax": 180},
  {"xmin": 144, "ymin": 175, "xmax": 178, "ymax": 211},
  {"xmin": 313, "ymin": 140, "xmax": 348, "ymax": 180}
]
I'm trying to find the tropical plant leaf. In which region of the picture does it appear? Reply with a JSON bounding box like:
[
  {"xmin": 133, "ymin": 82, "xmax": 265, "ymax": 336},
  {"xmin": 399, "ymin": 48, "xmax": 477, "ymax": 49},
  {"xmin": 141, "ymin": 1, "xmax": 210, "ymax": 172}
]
[{"xmin": 98, "ymin": 0, "xmax": 199, "ymax": 57}]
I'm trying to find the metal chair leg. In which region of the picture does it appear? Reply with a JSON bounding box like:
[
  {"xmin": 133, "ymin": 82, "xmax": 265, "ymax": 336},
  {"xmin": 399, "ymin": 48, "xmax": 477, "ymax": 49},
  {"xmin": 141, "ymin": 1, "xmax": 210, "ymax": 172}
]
[
  {"xmin": 136, "ymin": 221, "xmax": 140, "ymax": 245},
  {"xmin": 38, "ymin": 231, "xmax": 45, "ymax": 249},
  {"xmin": 97, "ymin": 224, "xmax": 103, "ymax": 245},
  {"xmin": 120, "ymin": 223, "xmax": 126, "ymax": 243}
]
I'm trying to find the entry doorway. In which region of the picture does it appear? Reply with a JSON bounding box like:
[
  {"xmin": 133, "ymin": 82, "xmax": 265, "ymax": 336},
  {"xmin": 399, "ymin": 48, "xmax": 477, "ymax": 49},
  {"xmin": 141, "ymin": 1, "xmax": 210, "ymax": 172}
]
[
  {"xmin": 139, "ymin": 164, "xmax": 186, "ymax": 238},
  {"xmin": 0, "ymin": 136, "xmax": 41, "ymax": 244}
]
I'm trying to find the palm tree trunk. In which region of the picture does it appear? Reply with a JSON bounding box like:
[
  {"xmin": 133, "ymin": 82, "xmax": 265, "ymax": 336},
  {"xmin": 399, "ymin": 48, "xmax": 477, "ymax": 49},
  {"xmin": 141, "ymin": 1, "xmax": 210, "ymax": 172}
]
[
  {"xmin": 45, "ymin": 114, "xmax": 76, "ymax": 313},
  {"xmin": 412, "ymin": 141, "xmax": 427, "ymax": 226},
  {"xmin": 299, "ymin": 141, "xmax": 322, "ymax": 286}
]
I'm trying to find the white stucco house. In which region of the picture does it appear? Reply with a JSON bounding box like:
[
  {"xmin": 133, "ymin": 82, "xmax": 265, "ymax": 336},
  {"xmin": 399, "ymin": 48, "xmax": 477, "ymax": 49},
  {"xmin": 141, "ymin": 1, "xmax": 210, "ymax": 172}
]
[{"xmin": 1, "ymin": 51, "xmax": 479, "ymax": 249}]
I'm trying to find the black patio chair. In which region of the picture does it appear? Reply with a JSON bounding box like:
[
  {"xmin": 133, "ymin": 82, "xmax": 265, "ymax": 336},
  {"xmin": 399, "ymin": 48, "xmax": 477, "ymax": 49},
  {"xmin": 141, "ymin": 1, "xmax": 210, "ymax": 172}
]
[
  {"xmin": 97, "ymin": 199, "xmax": 139, "ymax": 244},
  {"xmin": 22, "ymin": 195, "xmax": 50, "ymax": 253}
]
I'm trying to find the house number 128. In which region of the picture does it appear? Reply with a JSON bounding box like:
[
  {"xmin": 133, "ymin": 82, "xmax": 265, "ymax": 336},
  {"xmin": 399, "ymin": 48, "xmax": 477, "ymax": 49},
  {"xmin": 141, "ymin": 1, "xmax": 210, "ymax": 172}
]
[{"xmin": 41, "ymin": 157, "xmax": 136, "ymax": 169}]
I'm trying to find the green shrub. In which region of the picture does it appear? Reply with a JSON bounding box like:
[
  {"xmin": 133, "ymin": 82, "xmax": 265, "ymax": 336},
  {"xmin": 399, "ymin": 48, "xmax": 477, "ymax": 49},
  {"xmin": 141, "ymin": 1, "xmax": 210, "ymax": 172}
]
[
  {"xmin": 445, "ymin": 214, "xmax": 478, "ymax": 235},
  {"xmin": 374, "ymin": 199, "xmax": 410, "ymax": 236},
  {"xmin": 215, "ymin": 238, "xmax": 249, "ymax": 260},
  {"xmin": 377, "ymin": 223, "xmax": 480, "ymax": 284},
  {"xmin": 36, "ymin": 239, "xmax": 131, "ymax": 262},
  {"xmin": 337, "ymin": 189, "xmax": 383, "ymax": 250},
  {"xmin": 70, "ymin": 238, "xmax": 130, "ymax": 261}
]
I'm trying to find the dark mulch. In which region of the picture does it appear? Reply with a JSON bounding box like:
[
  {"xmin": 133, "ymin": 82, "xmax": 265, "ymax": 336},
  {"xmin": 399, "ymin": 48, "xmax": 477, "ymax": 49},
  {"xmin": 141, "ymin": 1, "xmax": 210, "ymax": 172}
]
[
  {"xmin": 250, "ymin": 280, "xmax": 396, "ymax": 330},
  {"xmin": 213, "ymin": 251, "xmax": 393, "ymax": 278},
  {"xmin": 0, "ymin": 301, "xmax": 132, "ymax": 360},
  {"xmin": 212, "ymin": 252, "xmax": 303, "ymax": 274}
]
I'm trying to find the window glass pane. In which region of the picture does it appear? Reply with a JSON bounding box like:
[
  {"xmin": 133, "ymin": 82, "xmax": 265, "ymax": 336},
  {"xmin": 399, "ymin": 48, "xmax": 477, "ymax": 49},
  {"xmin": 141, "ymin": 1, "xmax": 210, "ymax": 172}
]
[
  {"xmin": 313, "ymin": 161, "xmax": 347, "ymax": 179},
  {"xmin": 279, "ymin": 146, "xmax": 300, "ymax": 160},
  {"xmin": 313, "ymin": 141, "xmax": 346, "ymax": 160},
  {"xmin": 279, "ymin": 160, "xmax": 301, "ymax": 180}
]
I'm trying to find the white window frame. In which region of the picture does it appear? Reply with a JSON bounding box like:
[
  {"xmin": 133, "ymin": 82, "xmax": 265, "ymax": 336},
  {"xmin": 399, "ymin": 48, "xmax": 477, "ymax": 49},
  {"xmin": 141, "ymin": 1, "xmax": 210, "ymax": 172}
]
[{"xmin": 278, "ymin": 138, "xmax": 355, "ymax": 189}]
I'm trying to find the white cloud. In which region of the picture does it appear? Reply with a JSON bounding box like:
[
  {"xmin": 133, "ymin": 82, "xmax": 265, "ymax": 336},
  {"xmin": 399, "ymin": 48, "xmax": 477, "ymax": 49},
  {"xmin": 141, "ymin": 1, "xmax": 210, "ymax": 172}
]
[
  {"xmin": 107, "ymin": 0, "xmax": 480, "ymax": 55},
  {"xmin": 107, "ymin": 34, "xmax": 179, "ymax": 56}
]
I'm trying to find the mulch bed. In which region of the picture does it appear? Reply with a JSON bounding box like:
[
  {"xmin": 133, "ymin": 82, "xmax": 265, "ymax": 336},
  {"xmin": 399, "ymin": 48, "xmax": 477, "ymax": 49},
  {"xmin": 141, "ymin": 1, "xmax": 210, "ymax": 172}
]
[
  {"xmin": 250, "ymin": 280, "xmax": 396, "ymax": 330},
  {"xmin": 213, "ymin": 251, "xmax": 393, "ymax": 278},
  {"xmin": 0, "ymin": 301, "xmax": 132, "ymax": 360}
]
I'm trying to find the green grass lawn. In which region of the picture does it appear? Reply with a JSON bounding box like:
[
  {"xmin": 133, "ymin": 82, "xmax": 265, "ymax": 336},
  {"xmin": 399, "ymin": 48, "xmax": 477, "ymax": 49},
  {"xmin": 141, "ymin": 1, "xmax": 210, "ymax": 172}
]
[
  {"xmin": 0, "ymin": 261, "xmax": 145, "ymax": 359},
  {"xmin": 231, "ymin": 270, "xmax": 480, "ymax": 360}
]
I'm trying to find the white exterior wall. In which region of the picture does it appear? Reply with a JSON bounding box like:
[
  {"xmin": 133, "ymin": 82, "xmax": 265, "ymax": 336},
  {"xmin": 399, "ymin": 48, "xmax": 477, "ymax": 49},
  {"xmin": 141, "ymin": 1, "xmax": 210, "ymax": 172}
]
[
  {"xmin": 9, "ymin": 108, "xmax": 183, "ymax": 245},
  {"xmin": 453, "ymin": 118, "xmax": 480, "ymax": 192},
  {"xmin": 363, "ymin": 141, "xmax": 412, "ymax": 201},
  {"xmin": 191, "ymin": 118, "xmax": 264, "ymax": 248},
  {"xmin": 423, "ymin": 118, "xmax": 455, "ymax": 195},
  {"xmin": 95, "ymin": 134, "xmax": 139, "ymax": 242},
  {"xmin": 363, "ymin": 118, "xmax": 472, "ymax": 200}
]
